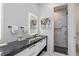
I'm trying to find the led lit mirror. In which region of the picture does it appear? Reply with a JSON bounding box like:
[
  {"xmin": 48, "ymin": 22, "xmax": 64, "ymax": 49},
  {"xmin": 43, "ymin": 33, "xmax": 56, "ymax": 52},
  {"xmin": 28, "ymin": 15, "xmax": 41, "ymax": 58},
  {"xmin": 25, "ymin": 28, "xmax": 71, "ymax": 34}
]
[{"xmin": 28, "ymin": 12, "xmax": 38, "ymax": 35}]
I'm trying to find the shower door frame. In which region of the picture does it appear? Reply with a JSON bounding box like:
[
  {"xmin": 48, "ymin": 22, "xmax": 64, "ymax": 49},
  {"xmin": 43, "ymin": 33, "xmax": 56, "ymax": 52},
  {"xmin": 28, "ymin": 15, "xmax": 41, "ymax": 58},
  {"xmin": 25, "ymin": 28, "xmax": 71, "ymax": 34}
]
[
  {"xmin": 53, "ymin": 4, "xmax": 76, "ymax": 56},
  {"xmin": 54, "ymin": 4, "xmax": 68, "ymax": 54}
]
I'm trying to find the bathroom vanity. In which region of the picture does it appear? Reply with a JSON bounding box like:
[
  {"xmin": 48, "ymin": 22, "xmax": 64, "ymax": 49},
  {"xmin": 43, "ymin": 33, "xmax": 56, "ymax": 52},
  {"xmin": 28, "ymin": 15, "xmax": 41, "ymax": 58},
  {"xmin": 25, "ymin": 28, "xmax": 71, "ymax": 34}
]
[{"xmin": 0, "ymin": 35, "xmax": 47, "ymax": 56}]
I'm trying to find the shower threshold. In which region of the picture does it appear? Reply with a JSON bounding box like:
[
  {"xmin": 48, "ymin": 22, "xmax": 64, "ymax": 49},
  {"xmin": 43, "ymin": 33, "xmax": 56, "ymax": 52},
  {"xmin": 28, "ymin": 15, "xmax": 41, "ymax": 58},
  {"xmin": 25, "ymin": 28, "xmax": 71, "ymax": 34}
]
[{"xmin": 54, "ymin": 46, "xmax": 68, "ymax": 55}]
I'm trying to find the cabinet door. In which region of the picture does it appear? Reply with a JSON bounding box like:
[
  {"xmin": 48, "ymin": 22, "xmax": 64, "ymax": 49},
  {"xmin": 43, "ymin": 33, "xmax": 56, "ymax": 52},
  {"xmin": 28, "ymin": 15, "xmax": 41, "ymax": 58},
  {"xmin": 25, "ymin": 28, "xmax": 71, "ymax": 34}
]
[
  {"xmin": 39, "ymin": 39, "xmax": 46, "ymax": 49},
  {"xmin": 35, "ymin": 39, "xmax": 46, "ymax": 53},
  {"xmin": 31, "ymin": 39, "xmax": 46, "ymax": 56},
  {"xmin": 28, "ymin": 44, "xmax": 37, "ymax": 56},
  {"xmin": 15, "ymin": 48, "xmax": 32, "ymax": 56},
  {"xmin": 27, "ymin": 39, "xmax": 47, "ymax": 56}
]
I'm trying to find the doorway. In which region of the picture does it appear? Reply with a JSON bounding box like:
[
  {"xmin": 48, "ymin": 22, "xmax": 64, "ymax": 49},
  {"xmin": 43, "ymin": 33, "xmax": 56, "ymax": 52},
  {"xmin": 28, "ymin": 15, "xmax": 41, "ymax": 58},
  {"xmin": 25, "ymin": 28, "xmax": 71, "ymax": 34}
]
[
  {"xmin": 54, "ymin": 5, "xmax": 68, "ymax": 55},
  {"xmin": 76, "ymin": 4, "xmax": 79, "ymax": 56}
]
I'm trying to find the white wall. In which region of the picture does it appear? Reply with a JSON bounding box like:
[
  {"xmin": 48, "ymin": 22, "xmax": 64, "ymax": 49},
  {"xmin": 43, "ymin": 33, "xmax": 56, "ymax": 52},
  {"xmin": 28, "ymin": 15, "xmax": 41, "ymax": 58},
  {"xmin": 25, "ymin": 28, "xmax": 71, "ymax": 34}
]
[
  {"xmin": 0, "ymin": 3, "xmax": 39, "ymax": 43},
  {"xmin": 0, "ymin": 4, "xmax": 2, "ymax": 40},
  {"xmin": 68, "ymin": 4, "xmax": 76, "ymax": 56}
]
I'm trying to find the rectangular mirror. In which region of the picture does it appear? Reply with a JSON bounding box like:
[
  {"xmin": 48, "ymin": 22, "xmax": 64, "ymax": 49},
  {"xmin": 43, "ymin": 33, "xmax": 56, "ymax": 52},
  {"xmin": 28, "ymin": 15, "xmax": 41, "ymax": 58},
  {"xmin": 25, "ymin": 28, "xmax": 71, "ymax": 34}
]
[{"xmin": 28, "ymin": 12, "xmax": 38, "ymax": 35}]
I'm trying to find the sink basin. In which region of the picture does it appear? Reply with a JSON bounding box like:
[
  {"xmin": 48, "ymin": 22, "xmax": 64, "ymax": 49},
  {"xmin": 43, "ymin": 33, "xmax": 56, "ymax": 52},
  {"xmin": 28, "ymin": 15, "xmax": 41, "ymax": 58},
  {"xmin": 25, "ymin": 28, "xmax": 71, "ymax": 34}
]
[
  {"xmin": 35, "ymin": 36, "xmax": 42, "ymax": 39},
  {"xmin": 17, "ymin": 37, "xmax": 26, "ymax": 41},
  {"xmin": 29, "ymin": 38, "xmax": 35, "ymax": 44},
  {"xmin": 29, "ymin": 36, "xmax": 42, "ymax": 44}
]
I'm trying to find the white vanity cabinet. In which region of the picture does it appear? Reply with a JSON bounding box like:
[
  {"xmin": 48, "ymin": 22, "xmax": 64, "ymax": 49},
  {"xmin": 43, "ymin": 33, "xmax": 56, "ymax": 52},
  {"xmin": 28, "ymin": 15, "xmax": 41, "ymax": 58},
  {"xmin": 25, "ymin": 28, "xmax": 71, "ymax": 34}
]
[{"xmin": 15, "ymin": 38, "xmax": 46, "ymax": 56}]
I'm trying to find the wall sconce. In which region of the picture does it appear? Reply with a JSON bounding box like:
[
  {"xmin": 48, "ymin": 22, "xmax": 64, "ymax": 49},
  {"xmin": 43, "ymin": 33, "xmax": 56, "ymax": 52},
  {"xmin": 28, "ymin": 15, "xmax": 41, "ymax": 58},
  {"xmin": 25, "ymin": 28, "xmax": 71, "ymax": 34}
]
[
  {"xmin": 20, "ymin": 26, "xmax": 27, "ymax": 33},
  {"xmin": 8, "ymin": 25, "xmax": 18, "ymax": 34}
]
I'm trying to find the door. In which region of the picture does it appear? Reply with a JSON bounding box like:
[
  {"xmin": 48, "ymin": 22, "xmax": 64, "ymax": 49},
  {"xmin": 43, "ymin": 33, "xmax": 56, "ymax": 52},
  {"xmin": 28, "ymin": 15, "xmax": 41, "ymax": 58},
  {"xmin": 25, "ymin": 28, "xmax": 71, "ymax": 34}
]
[
  {"xmin": 76, "ymin": 4, "xmax": 79, "ymax": 44},
  {"xmin": 54, "ymin": 8, "xmax": 68, "ymax": 48}
]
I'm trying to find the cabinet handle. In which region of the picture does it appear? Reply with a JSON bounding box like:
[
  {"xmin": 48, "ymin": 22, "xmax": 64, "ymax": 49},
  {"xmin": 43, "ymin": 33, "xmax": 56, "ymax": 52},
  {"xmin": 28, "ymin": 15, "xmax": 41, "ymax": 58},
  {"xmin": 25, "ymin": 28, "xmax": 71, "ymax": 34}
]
[{"xmin": 28, "ymin": 44, "xmax": 35, "ymax": 49}]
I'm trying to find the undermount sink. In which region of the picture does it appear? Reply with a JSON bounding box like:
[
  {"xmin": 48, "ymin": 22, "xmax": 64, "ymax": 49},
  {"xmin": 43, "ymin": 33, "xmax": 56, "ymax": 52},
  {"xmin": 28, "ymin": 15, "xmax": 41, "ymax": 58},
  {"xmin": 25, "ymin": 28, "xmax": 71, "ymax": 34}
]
[
  {"xmin": 17, "ymin": 37, "xmax": 26, "ymax": 41},
  {"xmin": 35, "ymin": 37, "xmax": 42, "ymax": 39},
  {"xmin": 29, "ymin": 38, "xmax": 35, "ymax": 44},
  {"xmin": 29, "ymin": 36, "xmax": 42, "ymax": 44}
]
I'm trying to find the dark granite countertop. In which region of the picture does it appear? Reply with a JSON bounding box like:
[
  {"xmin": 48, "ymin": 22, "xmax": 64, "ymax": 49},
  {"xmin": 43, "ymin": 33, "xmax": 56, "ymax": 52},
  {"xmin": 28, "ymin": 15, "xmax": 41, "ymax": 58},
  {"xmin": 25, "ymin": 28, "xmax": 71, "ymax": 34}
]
[{"xmin": 0, "ymin": 35, "xmax": 47, "ymax": 56}]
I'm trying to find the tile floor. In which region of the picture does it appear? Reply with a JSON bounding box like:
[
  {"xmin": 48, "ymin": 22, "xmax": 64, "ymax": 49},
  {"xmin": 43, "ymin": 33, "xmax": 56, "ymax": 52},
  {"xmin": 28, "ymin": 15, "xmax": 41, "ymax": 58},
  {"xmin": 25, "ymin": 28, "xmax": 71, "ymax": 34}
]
[
  {"xmin": 76, "ymin": 51, "xmax": 79, "ymax": 56},
  {"xmin": 76, "ymin": 47, "xmax": 79, "ymax": 56},
  {"xmin": 40, "ymin": 51, "xmax": 79, "ymax": 56},
  {"xmin": 40, "ymin": 51, "xmax": 67, "ymax": 56},
  {"xmin": 54, "ymin": 46, "xmax": 68, "ymax": 55}
]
